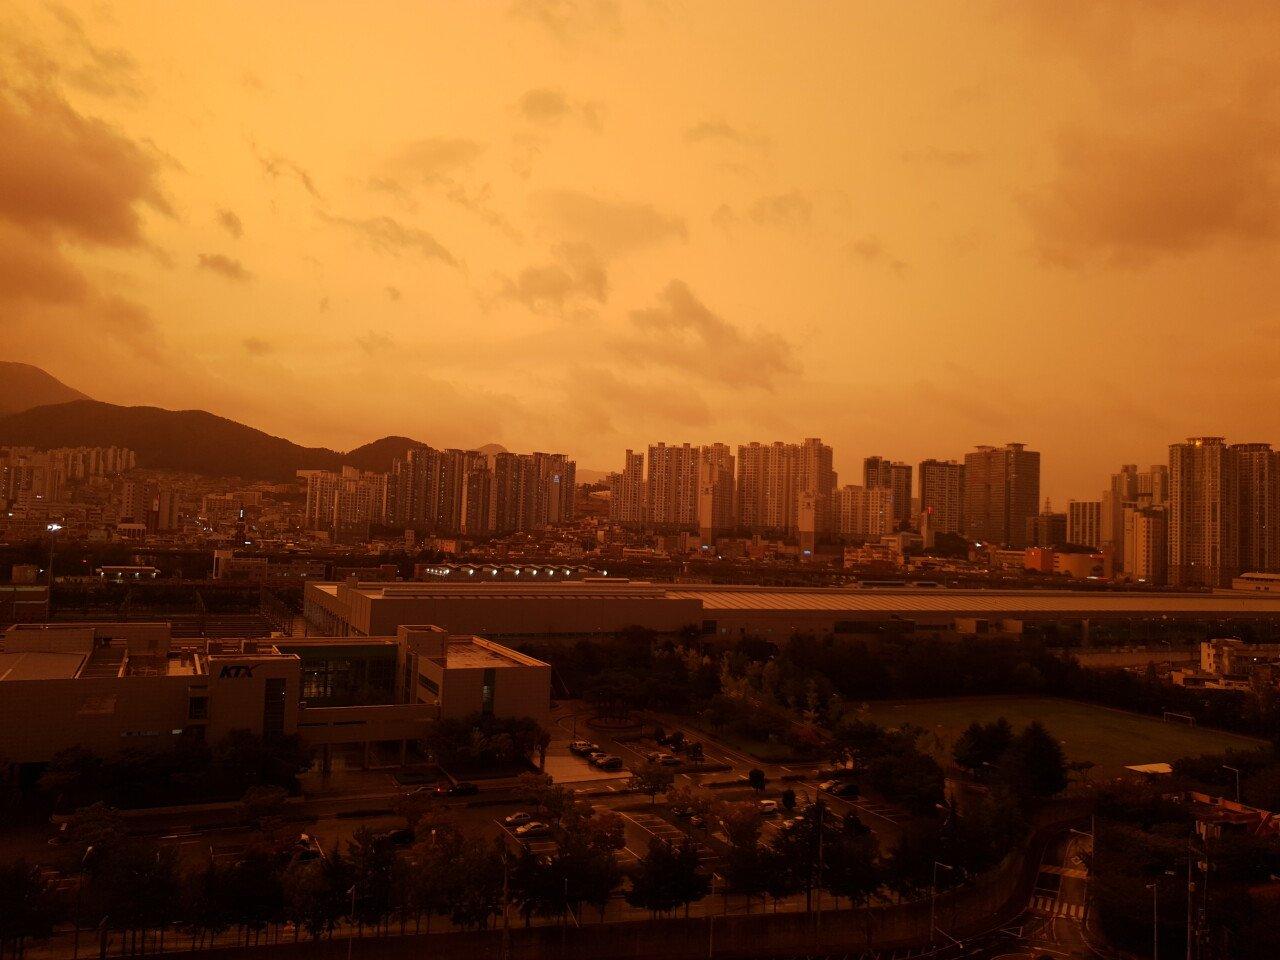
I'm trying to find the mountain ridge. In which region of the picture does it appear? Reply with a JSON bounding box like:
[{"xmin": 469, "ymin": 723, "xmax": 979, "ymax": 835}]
[{"xmin": 0, "ymin": 362, "xmax": 89, "ymax": 416}]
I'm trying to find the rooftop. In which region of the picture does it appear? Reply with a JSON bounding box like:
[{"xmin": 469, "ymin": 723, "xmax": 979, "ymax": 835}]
[
  {"xmin": 443, "ymin": 637, "xmax": 546, "ymax": 669},
  {"xmin": 0, "ymin": 650, "xmax": 85, "ymax": 681}
]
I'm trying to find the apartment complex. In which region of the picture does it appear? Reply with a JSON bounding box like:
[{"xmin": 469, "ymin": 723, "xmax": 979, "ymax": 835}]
[{"xmin": 302, "ymin": 447, "xmax": 576, "ymax": 539}]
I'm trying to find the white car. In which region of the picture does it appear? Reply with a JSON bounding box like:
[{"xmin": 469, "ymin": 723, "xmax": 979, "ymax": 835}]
[
  {"xmin": 503, "ymin": 811, "xmax": 533, "ymax": 827},
  {"xmin": 514, "ymin": 821, "xmax": 552, "ymax": 839},
  {"xmin": 757, "ymin": 799, "xmax": 780, "ymax": 815}
]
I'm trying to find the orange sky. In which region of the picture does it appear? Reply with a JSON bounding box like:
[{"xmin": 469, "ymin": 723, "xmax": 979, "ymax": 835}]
[{"xmin": 3, "ymin": 1, "xmax": 1279, "ymax": 502}]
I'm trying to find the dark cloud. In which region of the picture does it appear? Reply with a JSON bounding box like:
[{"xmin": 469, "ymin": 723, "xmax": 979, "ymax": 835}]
[
  {"xmin": 570, "ymin": 366, "xmax": 712, "ymax": 434},
  {"xmin": 256, "ymin": 149, "xmax": 321, "ymax": 199},
  {"xmin": 217, "ymin": 209, "xmax": 243, "ymax": 238},
  {"xmin": 1, "ymin": 4, "xmax": 142, "ymax": 102},
  {"xmin": 0, "ymin": 86, "xmax": 169, "ymax": 244},
  {"xmin": 509, "ymin": 0, "xmax": 622, "ymax": 44},
  {"xmin": 617, "ymin": 280, "xmax": 798, "ymax": 390},
  {"xmin": 197, "ymin": 253, "xmax": 253, "ymax": 281},
  {"xmin": 242, "ymin": 337, "xmax": 273, "ymax": 356},
  {"xmin": 684, "ymin": 120, "xmax": 770, "ymax": 150},
  {"xmin": 516, "ymin": 88, "xmax": 603, "ymax": 131},
  {"xmin": 319, "ymin": 211, "xmax": 458, "ymax": 267},
  {"xmin": 0, "ymin": 83, "xmax": 166, "ymax": 360},
  {"xmin": 1025, "ymin": 111, "xmax": 1280, "ymax": 265},
  {"xmin": 357, "ymin": 330, "xmax": 394, "ymax": 355},
  {"xmin": 847, "ymin": 236, "xmax": 907, "ymax": 272},
  {"xmin": 530, "ymin": 190, "xmax": 687, "ymax": 257},
  {"xmin": 747, "ymin": 191, "xmax": 813, "ymax": 229},
  {"xmin": 381, "ymin": 138, "xmax": 485, "ymax": 186},
  {"xmin": 499, "ymin": 243, "xmax": 607, "ymax": 316}
]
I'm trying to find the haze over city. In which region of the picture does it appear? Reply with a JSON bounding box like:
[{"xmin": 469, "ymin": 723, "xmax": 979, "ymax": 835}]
[
  {"xmin": 5, "ymin": 2, "xmax": 1280, "ymax": 503},
  {"xmin": 7, "ymin": 5, "xmax": 1280, "ymax": 960}
]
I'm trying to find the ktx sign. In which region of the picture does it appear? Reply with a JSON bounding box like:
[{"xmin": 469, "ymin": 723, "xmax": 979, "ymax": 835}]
[{"xmin": 218, "ymin": 664, "xmax": 257, "ymax": 679}]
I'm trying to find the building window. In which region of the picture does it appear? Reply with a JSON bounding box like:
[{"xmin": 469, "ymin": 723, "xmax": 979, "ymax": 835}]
[
  {"xmin": 188, "ymin": 696, "xmax": 209, "ymax": 721},
  {"xmin": 481, "ymin": 668, "xmax": 495, "ymax": 716}
]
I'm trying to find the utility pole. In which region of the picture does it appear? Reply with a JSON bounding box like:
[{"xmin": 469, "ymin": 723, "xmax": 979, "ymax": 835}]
[
  {"xmin": 1186, "ymin": 835, "xmax": 1194, "ymax": 960},
  {"xmin": 501, "ymin": 853, "xmax": 511, "ymax": 960}
]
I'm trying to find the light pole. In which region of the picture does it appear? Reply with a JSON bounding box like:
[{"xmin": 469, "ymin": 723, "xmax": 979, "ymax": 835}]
[
  {"xmin": 45, "ymin": 522, "xmax": 62, "ymax": 621},
  {"xmin": 1223, "ymin": 765, "xmax": 1241, "ymax": 803},
  {"xmin": 930, "ymin": 861, "xmax": 954, "ymax": 948}
]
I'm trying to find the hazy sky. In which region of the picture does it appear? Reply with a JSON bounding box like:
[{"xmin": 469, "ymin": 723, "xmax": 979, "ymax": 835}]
[{"xmin": 3, "ymin": 1, "xmax": 1279, "ymax": 502}]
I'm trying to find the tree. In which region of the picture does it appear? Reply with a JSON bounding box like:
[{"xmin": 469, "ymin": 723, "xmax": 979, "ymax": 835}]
[
  {"xmin": 0, "ymin": 859, "xmax": 63, "ymax": 958},
  {"xmin": 1002, "ymin": 722, "xmax": 1068, "ymax": 801},
  {"xmin": 781, "ymin": 788, "xmax": 797, "ymax": 812},
  {"xmin": 952, "ymin": 718, "xmax": 1014, "ymax": 774},
  {"xmin": 347, "ymin": 828, "xmax": 397, "ymax": 934},
  {"xmin": 626, "ymin": 838, "xmax": 710, "ymax": 917},
  {"xmin": 629, "ymin": 762, "xmax": 676, "ymax": 804},
  {"xmin": 240, "ymin": 785, "xmax": 289, "ymax": 833},
  {"xmin": 281, "ymin": 859, "xmax": 338, "ymax": 941},
  {"xmin": 822, "ymin": 815, "xmax": 880, "ymax": 912},
  {"xmin": 747, "ymin": 768, "xmax": 767, "ymax": 794}
]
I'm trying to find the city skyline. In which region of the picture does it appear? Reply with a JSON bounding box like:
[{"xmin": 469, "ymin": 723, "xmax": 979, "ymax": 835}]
[{"xmin": 5, "ymin": 2, "xmax": 1280, "ymax": 508}]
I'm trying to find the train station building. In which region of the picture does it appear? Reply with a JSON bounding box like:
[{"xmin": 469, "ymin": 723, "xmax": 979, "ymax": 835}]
[{"xmin": 0, "ymin": 621, "xmax": 550, "ymax": 766}]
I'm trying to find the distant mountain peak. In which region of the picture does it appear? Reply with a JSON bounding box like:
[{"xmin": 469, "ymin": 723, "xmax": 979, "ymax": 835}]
[{"xmin": 0, "ymin": 362, "xmax": 89, "ymax": 417}]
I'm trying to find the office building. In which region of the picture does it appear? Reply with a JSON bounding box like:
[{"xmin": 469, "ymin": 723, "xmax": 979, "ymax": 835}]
[
  {"xmin": 1027, "ymin": 508, "xmax": 1067, "ymax": 548},
  {"xmin": 963, "ymin": 443, "xmax": 1041, "ymax": 548},
  {"xmin": 1067, "ymin": 500, "xmax": 1103, "ymax": 549}
]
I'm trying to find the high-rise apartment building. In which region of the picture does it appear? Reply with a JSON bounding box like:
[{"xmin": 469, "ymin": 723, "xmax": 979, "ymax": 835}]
[
  {"xmin": 696, "ymin": 443, "xmax": 736, "ymax": 539},
  {"xmin": 797, "ymin": 438, "xmax": 837, "ymax": 537},
  {"xmin": 1124, "ymin": 506, "xmax": 1168, "ymax": 585},
  {"xmin": 610, "ymin": 450, "xmax": 646, "ymax": 526},
  {"xmin": 1232, "ymin": 443, "xmax": 1279, "ymax": 575},
  {"xmin": 1169, "ymin": 437, "xmax": 1238, "ymax": 588},
  {"xmin": 863, "ymin": 456, "xmax": 912, "ymax": 530},
  {"xmin": 962, "ymin": 443, "xmax": 1040, "ymax": 547},
  {"xmin": 737, "ymin": 441, "xmax": 798, "ymax": 534},
  {"xmin": 918, "ymin": 459, "xmax": 964, "ymax": 535},
  {"xmin": 646, "ymin": 443, "xmax": 700, "ymax": 527},
  {"xmin": 835, "ymin": 485, "xmax": 895, "ymax": 541},
  {"xmin": 1067, "ymin": 500, "xmax": 1103, "ymax": 549}
]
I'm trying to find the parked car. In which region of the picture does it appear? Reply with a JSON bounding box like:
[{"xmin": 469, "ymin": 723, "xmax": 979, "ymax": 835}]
[
  {"xmin": 587, "ymin": 751, "xmax": 609, "ymax": 766},
  {"xmin": 658, "ymin": 754, "xmax": 682, "ymax": 767},
  {"xmin": 596, "ymin": 755, "xmax": 624, "ymax": 771},
  {"xmin": 292, "ymin": 834, "xmax": 325, "ymax": 863},
  {"xmin": 514, "ymin": 821, "xmax": 552, "ymax": 839},
  {"xmin": 819, "ymin": 780, "xmax": 860, "ymax": 798},
  {"xmin": 435, "ymin": 781, "xmax": 479, "ymax": 797},
  {"xmin": 503, "ymin": 811, "xmax": 534, "ymax": 827},
  {"xmin": 757, "ymin": 799, "xmax": 780, "ymax": 815},
  {"xmin": 570, "ymin": 740, "xmax": 600, "ymax": 756}
]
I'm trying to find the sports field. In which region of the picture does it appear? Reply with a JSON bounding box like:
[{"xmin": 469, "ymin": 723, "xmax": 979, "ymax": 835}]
[{"xmin": 858, "ymin": 696, "xmax": 1266, "ymax": 779}]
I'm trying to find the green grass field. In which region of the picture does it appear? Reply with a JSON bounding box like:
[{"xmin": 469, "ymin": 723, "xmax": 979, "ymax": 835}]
[{"xmin": 857, "ymin": 696, "xmax": 1266, "ymax": 779}]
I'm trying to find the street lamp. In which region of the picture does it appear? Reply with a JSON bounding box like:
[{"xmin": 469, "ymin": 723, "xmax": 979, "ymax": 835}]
[
  {"xmin": 1147, "ymin": 869, "xmax": 1176, "ymax": 960},
  {"xmin": 45, "ymin": 522, "xmax": 62, "ymax": 621},
  {"xmin": 1223, "ymin": 765, "xmax": 1241, "ymax": 803},
  {"xmin": 930, "ymin": 861, "xmax": 954, "ymax": 948}
]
